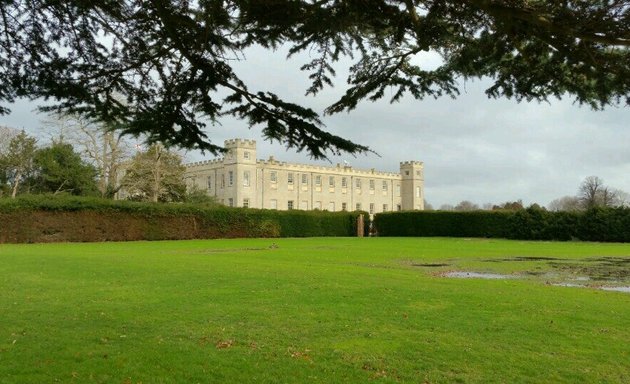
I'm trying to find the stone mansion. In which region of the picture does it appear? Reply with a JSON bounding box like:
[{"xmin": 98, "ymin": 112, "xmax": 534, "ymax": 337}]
[{"xmin": 184, "ymin": 139, "xmax": 424, "ymax": 213}]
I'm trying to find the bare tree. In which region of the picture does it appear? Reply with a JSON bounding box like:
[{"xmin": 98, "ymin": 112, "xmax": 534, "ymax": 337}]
[
  {"xmin": 548, "ymin": 196, "xmax": 582, "ymax": 212},
  {"xmin": 579, "ymin": 176, "xmax": 616, "ymax": 209},
  {"xmin": 454, "ymin": 200, "xmax": 479, "ymax": 211},
  {"xmin": 1, "ymin": 131, "xmax": 37, "ymax": 198},
  {"xmin": 44, "ymin": 113, "xmax": 131, "ymax": 198},
  {"xmin": 611, "ymin": 189, "xmax": 630, "ymax": 208},
  {"xmin": 120, "ymin": 144, "xmax": 186, "ymax": 203}
]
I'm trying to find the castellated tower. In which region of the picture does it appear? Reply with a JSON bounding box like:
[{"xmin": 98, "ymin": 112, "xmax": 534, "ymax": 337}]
[
  {"xmin": 223, "ymin": 139, "xmax": 257, "ymax": 207},
  {"xmin": 400, "ymin": 161, "xmax": 424, "ymax": 210}
]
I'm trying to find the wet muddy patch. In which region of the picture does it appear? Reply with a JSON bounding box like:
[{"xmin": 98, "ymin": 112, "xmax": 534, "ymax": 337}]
[
  {"xmin": 548, "ymin": 258, "xmax": 630, "ymax": 281},
  {"xmin": 481, "ymin": 255, "xmax": 630, "ymax": 282}
]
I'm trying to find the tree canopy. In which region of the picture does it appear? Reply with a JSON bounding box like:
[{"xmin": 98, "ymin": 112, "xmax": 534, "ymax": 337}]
[
  {"xmin": 30, "ymin": 142, "xmax": 99, "ymax": 195},
  {"xmin": 1, "ymin": 1, "xmax": 628, "ymax": 158}
]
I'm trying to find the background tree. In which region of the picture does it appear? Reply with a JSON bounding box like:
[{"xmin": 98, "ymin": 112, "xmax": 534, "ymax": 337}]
[
  {"xmin": 454, "ymin": 200, "xmax": 479, "ymax": 211},
  {"xmin": 438, "ymin": 204, "xmax": 454, "ymax": 211},
  {"xmin": 579, "ymin": 176, "xmax": 616, "ymax": 209},
  {"xmin": 548, "ymin": 196, "xmax": 582, "ymax": 212},
  {"xmin": 0, "ymin": 126, "xmax": 19, "ymax": 155},
  {"xmin": 44, "ymin": 113, "xmax": 131, "ymax": 198},
  {"xmin": 0, "ymin": 1, "xmax": 627, "ymax": 157},
  {"xmin": 492, "ymin": 200, "xmax": 524, "ymax": 211},
  {"xmin": 0, "ymin": 131, "xmax": 37, "ymax": 198},
  {"xmin": 0, "ymin": 126, "xmax": 19, "ymax": 196},
  {"xmin": 121, "ymin": 144, "xmax": 186, "ymax": 203},
  {"xmin": 30, "ymin": 142, "xmax": 98, "ymax": 196}
]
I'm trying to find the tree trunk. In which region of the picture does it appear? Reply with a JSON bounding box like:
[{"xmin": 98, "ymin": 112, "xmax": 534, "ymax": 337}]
[
  {"xmin": 152, "ymin": 148, "xmax": 161, "ymax": 203},
  {"xmin": 11, "ymin": 169, "xmax": 21, "ymax": 198}
]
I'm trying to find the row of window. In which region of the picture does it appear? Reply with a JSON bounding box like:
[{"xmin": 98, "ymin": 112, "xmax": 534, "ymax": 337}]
[
  {"xmin": 206, "ymin": 170, "xmax": 250, "ymax": 190},
  {"xmin": 282, "ymin": 173, "xmax": 390, "ymax": 191},
  {"xmin": 226, "ymin": 197, "xmax": 403, "ymax": 213},
  {"xmin": 206, "ymin": 171, "xmax": 397, "ymax": 192},
  {"xmin": 281, "ymin": 200, "xmax": 400, "ymax": 213}
]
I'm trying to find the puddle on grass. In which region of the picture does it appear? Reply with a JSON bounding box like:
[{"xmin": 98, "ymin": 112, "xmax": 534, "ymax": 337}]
[
  {"xmin": 551, "ymin": 282, "xmax": 630, "ymax": 294},
  {"xmin": 442, "ymin": 271, "xmax": 515, "ymax": 279},
  {"xmin": 599, "ymin": 286, "xmax": 630, "ymax": 293}
]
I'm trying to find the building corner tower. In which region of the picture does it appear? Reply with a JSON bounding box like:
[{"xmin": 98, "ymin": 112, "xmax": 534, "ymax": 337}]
[
  {"xmin": 223, "ymin": 139, "xmax": 257, "ymax": 207},
  {"xmin": 400, "ymin": 161, "xmax": 424, "ymax": 210}
]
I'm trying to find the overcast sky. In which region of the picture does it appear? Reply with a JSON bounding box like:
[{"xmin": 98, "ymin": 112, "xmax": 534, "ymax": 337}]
[{"xmin": 1, "ymin": 46, "xmax": 628, "ymax": 208}]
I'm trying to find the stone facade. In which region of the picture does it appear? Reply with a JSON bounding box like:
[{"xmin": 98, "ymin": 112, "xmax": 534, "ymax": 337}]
[{"xmin": 185, "ymin": 139, "xmax": 424, "ymax": 213}]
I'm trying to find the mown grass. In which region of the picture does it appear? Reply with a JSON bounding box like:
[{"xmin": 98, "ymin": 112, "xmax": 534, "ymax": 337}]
[{"xmin": 1, "ymin": 238, "xmax": 630, "ymax": 383}]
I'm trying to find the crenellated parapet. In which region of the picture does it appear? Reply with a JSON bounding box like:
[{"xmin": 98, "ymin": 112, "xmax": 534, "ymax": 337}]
[
  {"xmin": 256, "ymin": 157, "xmax": 400, "ymax": 178},
  {"xmin": 400, "ymin": 161, "xmax": 424, "ymax": 167},
  {"xmin": 224, "ymin": 138, "xmax": 257, "ymax": 149},
  {"xmin": 185, "ymin": 158, "xmax": 225, "ymax": 168}
]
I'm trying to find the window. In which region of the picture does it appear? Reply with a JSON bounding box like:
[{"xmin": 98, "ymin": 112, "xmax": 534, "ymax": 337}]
[
  {"xmin": 383, "ymin": 204, "xmax": 388, "ymax": 212},
  {"xmin": 244, "ymin": 151, "xmax": 250, "ymax": 159},
  {"xmin": 341, "ymin": 202, "xmax": 347, "ymax": 211},
  {"xmin": 270, "ymin": 199, "xmax": 277, "ymax": 209},
  {"xmin": 356, "ymin": 203, "xmax": 361, "ymax": 211},
  {"xmin": 314, "ymin": 201, "xmax": 322, "ymax": 210},
  {"xmin": 397, "ymin": 204, "xmax": 402, "ymax": 211},
  {"xmin": 288, "ymin": 200, "xmax": 294, "ymax": 210},
  {"xmin": 416, "ymin": 170, "xmax": 421, "ymax": 176},
  {"xmin": 243, "ymin": 198, "xmax": 250, "ymax": 208},
  {"xmin": 328, "ymin": 202, "xmax": 335, "ymax": 212},
  {"xmin": 329, "ymin": 176, "xmax": 335, "ymax": 187},
  {"xmin": 270, "ymin": 171, "xmax": 277, "ymax": 183},
  {"xmin": 243, "ymin": 171, "xmax": 250, "ymax": 186},
  {"xmin": 300, "ymin": 201, "xmax": 308, "ymax": 210},
  {"xmin": 396, "ymin": 184, "xmax": 401, "ymax": 196},
  {"xmin": 207, "ymin": 176, "xmax": 212, "ymax": 190},
  {"xmin": 356, "ymin": 179, "xmax": 361, "ymax": 189},
  {"xmin": 315, "ymin": 175, "xmax": 321, "ymax": 185},
  {"xmin": 405, "ymin": 171, "xmax": 410, "ymax": 176},
  {"xmin": 341, "ymin": 177, "xmax": 347, "ymax": 188},
  {"xmin": 416, "ymin": 186, "xmax": 421, "ymax": 198},
  {"xmin": 302, "ymin": 174, "xmax": 308, "ymax": 185},
  {"xmin": 228, "ymin": 171, "xmax": 234, "ymax": 186},
  {"xmin": 369, "ymin": 203, "xmax": 374, "ymax": 214},
  {"xmin": 369, "ymin": 180, "xmax": 375, "ymax": 190},
  {"xmin": 228, "ymin": 198, "xmax": 234, "ymax": 207},
  {"xmin": 221, "ymin": 173, "xmax": 225, "ymax": 188},
  {"xmin": 382, "ymin": 181, "xmax": 388, "ymax": 191},
  {"xmin": 288, "ymin": 173, "xmax": 294, "ymax": 184}
]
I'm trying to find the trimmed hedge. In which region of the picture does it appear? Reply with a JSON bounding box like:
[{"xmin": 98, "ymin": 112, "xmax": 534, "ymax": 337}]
[
  {"xmin": 374, "ymin": 207, "xmax": 630, "ymax": 243},
  {"xmin": 0, "ymin": 195, "xmax": 369, "ymax": 243},
  {"xmin": 374, "ymin": 211, "xmax": 511, "ymax": 238}
]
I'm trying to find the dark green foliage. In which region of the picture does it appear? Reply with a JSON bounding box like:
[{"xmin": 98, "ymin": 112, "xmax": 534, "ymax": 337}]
[
  {"xmin": 29, "ymin": 142, "xmax": 99, "ymax": 196},
  {"xmin": 0, "ymin": 195, "xmax": 366, "ymax": 242},
  {"xmin": 577, "ymin": 208, "xmax": 630, "ymax": 243},
  {"xmin": 375, "ymin": 207, "xmax": 630, "ymax": 243},
  {"xmin": 375, "ymin": 211, "xmax": 511, "ymax": 238},
  {"xmin": 0, "ymin": 1, "xmax": 627, "ymax": 158}
]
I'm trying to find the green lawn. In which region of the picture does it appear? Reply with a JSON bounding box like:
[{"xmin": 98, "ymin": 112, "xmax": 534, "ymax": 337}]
[{"xmin": 1, "ymin": 238, "xmax": 630, "ymax": 383}]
